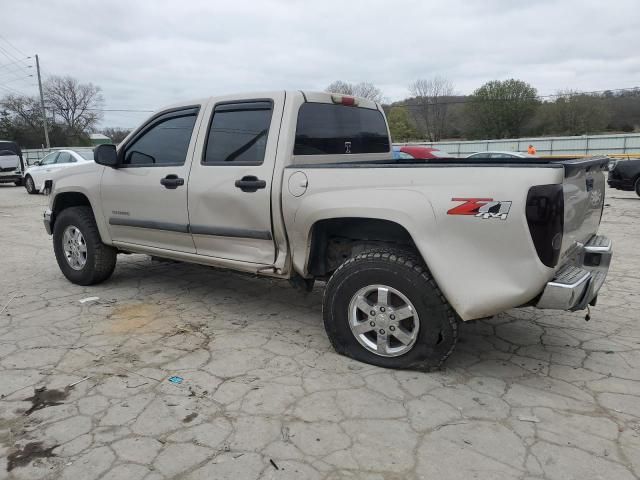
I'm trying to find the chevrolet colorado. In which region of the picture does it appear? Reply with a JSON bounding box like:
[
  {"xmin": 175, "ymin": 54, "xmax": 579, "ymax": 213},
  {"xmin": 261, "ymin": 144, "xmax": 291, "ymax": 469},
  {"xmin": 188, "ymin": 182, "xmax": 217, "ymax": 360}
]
[{"xmin": 43, "ymin": 91, "xmax": 612, "ymax": 369}]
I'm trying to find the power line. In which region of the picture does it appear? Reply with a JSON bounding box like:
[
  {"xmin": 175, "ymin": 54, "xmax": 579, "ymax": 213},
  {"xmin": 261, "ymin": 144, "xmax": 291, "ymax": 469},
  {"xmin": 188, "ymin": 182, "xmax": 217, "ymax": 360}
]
[
  {"xmin": 0, "ymin": 44, "xmax": 30, "ymax": 69},
  {"xmin": 0, "ymin": 59, "xmax": 33, "ymax": 79},
  {"xmin": 0, "ymin": 35, "xmax": 30, "ymax": 59},
  {"xmin": 0, "ymin": 83, "xmax": 29, "ymax": 96},
  {"xmin": 0, "ymin": 58, "xmax": 33, "ymax": 71}
]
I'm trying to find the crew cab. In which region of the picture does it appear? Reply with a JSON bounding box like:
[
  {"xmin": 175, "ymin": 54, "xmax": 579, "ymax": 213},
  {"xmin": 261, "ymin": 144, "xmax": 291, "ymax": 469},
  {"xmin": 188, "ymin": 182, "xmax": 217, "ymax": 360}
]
[{"xmin": 43, "ymin": 91, "xmax": 612, "ymax": 369}]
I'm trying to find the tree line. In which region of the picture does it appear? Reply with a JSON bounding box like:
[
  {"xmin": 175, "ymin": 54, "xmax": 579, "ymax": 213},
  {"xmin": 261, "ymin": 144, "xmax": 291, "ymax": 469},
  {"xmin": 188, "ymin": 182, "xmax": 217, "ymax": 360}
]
[
  {"xmin": 0, "ymin": 76, "xmax": 130, "ymax": 148},
  {"xmin": 2, "ymin": 75, "xmax": 637, "ymax": 148},
  {"xmin": 327, "ymin": 79, "xmax": 640, "ymax": 143}
]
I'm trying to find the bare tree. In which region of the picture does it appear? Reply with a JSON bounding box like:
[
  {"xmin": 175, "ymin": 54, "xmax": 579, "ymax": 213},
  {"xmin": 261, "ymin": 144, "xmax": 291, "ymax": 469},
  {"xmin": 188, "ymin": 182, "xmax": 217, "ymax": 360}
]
[
  {"xmin": 326, "ymin": 80, "xmax": 384, "ymax": 103},
  {"xmin": 44, "ymin": 76, "xmax": 104, "ymax": 135},
  {"xmin": 1, "ymin": 94, "xmax": 44, "ymax": 131},
  {"xmin": 408, "ymin": 76, "xmax": 455, "ymax": 142},
  {"xmin": 102, "ymin": 127, "xmax": 132, "ymax": 144}
]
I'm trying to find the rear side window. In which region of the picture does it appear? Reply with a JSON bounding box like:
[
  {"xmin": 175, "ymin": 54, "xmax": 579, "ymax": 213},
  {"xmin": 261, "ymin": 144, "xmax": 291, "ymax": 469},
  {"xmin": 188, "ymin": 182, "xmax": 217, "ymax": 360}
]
[
  {"xmin": 203, "ymin": 101, "xmax": 273, "ymax": 165},
  {"xmin": 123, "ymin": 111, "xmax": 197, "ymax": 166},
  {"xmin": 56, "ymin": 152, "xmax": 73, "ymax": 164},
  {"xmin": 294, "ymin": 103, "xmax": 390, "ymax": 155}
]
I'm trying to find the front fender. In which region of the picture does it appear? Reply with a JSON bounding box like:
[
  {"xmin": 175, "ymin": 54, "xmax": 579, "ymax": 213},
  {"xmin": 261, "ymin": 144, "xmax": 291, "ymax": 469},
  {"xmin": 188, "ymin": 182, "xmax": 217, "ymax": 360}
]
[{"xmin": 49, "ymin": 164, "xmax": 112, "ymax": 244}]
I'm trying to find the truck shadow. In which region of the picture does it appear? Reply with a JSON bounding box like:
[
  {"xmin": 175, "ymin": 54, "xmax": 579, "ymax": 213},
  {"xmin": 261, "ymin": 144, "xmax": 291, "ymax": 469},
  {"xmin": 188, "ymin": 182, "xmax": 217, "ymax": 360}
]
[{"xmin": 96, "ymin": 254, "xmax": 591, "ymax": 377}]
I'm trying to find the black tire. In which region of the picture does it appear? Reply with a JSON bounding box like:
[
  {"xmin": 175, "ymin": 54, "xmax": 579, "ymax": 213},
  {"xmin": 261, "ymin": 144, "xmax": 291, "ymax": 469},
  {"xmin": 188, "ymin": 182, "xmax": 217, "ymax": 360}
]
[
  {"xmin": 323, "ymin": 248, "xmax": 458, "ymax": 370},
  {"xmin": 24, "ymin": 175, "xmax": 38, "ymax": 194},
  {"xmin": 53, "ymin": 206, "xmax": 117, "ymax": 285}
]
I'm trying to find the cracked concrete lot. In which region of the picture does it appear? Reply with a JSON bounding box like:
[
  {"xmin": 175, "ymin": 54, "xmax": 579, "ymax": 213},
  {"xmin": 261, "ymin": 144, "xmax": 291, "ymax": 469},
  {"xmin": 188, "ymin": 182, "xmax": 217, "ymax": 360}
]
[{"xmin": 0, "ymin": 185, "xmax": 639, "ymax": 480}]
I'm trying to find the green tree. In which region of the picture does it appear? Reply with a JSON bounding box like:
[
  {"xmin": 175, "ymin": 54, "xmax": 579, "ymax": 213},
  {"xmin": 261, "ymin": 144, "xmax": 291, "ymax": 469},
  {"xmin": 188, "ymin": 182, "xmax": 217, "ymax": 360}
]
[
  {"xmin": 547, "ymin": 91, "xmax": 610, "ymax": 135},
  {"xmin": 465, "ymin": 79, "xmax": 538, "ymax": 138},
  {"xmin": 387, "ymin": 107, "xmax": 419, "ymax": 142}
]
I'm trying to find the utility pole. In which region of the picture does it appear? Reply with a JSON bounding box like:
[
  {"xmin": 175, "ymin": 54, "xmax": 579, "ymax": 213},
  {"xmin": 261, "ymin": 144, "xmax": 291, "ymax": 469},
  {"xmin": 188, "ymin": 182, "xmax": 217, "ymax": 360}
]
[{"xmin": 35, "ymin": 54, "xmax": 50, "ymax": 149}]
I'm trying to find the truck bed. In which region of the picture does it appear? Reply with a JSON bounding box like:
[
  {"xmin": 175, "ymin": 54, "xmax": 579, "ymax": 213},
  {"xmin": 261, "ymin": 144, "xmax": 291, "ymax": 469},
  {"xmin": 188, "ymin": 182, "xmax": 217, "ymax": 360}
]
[{"xmin": 283, "ymin": 156, "xmax": 608, "ymax": 320}]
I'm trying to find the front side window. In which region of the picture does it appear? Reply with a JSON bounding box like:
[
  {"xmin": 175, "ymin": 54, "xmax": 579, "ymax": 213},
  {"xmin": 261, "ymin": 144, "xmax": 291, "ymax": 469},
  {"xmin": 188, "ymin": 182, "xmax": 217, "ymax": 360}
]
[
  {"xmin": 203, "ymin": 101, "xmax": 273, "ymax": 165},
  {"xmin": 294, "ymin": 103, "xmax": 390, "ymax": 155},
  {"xmin": 123, "ymin": 112, "xmax": 197, "ymax": 166},
  {"xmin": 40, "ymin": 152, "xmax": 58, "ymax": 165}
]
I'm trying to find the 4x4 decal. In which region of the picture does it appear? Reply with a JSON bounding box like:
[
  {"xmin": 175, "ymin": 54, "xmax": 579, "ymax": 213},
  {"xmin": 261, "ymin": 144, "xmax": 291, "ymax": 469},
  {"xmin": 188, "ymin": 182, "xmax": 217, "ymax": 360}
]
[{"xmin": 447, "ymin": 198, "xmax": 512, "ymax": 220}]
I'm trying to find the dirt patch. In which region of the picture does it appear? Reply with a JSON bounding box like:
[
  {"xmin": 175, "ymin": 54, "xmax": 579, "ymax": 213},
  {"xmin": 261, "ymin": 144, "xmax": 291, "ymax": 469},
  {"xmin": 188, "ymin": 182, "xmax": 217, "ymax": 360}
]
[
  {"xmin": 24, "ymin": 387, "xmax": 70, "ymax": 416},
  {"xmin": 109, "ymin": 304, "xmax": 161, "ymax": 333},
  {"xmin": 7, "ymin": 442, "xmax": 57, "ymax": 471}
]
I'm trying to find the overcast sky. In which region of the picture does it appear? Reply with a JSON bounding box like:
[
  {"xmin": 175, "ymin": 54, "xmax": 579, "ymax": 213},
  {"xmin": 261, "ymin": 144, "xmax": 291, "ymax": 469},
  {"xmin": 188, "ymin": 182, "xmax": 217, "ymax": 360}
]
[{"xmin": 2, "ymin": 0, "xmax": 638, "ymax": 128}]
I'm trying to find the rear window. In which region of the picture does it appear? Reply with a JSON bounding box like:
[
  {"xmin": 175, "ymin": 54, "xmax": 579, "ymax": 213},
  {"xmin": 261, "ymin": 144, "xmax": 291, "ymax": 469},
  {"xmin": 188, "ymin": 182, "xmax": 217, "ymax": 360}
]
[
  {"xmin": 294, "ymin": 103, "xmax": 390, "ymax": 155},
  {"xmin": 0, "ymin": 142, "xmax": 20, "ymax": 156}
]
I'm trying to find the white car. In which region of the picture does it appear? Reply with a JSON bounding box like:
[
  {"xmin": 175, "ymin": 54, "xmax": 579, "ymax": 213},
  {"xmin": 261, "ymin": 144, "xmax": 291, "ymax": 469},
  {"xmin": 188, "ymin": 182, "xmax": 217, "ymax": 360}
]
[
  {"xmin": 466, "ymin": 151, "xmax": 535, "ymax": 159},
  {"xmin": 24, "ymin": 149, "xmax": 94, "ymax": 194}
]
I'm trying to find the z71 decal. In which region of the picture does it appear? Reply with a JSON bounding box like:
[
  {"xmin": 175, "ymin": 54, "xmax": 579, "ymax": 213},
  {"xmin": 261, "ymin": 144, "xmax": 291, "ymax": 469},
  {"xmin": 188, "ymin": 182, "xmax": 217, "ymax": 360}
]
[{"xmin": 447, "ymin": 198, "xmax": 512, "ymax": 220}]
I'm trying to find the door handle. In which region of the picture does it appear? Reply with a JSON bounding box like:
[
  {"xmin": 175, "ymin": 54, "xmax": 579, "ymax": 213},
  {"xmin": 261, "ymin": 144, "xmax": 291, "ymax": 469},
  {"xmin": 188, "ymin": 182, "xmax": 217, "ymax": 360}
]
[
  {"xmin": 235, "ymin": 175, "xmax": 266, "ymax": 193},
  {"xmin": 160, "ymin": 174, "xmax": 184, "ymax": 189}
]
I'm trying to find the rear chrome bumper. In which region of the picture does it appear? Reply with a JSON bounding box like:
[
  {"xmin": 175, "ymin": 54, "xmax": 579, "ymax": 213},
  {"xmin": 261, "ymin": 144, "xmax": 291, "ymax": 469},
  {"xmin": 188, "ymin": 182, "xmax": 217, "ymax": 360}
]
[{"xmin": 536, "ymin": 235, "xmax": 612, "ymax": 311}]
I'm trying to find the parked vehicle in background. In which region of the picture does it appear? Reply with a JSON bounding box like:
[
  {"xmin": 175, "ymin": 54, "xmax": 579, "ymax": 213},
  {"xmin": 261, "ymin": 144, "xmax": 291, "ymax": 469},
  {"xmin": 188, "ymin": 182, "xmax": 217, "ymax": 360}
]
[
  {"xmin": 392, "ymin": 145, "xmax": 448, "ymax": 160},
  {"xmin": 44, "ymin": 90, "xmax": 612, "ymax": 370},
  {"xmin": 0, "ymin": 140, "xmax": 25, "ymax": 186},
  {"xmin": 466, "ymin": 151, "xmax": 535, "ymax": 159},
  {"xmin": 608, "ymin": 158, "xmax": 640, "ymax": 196},
  {"xmin": 24, "ymin": 149, "xmax": 94, "ymax": 194}
]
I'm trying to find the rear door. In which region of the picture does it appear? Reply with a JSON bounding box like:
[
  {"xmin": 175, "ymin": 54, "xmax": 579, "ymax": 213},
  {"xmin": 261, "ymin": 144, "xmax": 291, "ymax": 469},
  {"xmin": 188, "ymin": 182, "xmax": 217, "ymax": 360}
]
[
  {"xmin": 187, "ymin": 93, "xmax": 285, "ymax": 264},
  {"xmin": 100, "ymin": 106, "xmax": 202, "ymax": 252}
]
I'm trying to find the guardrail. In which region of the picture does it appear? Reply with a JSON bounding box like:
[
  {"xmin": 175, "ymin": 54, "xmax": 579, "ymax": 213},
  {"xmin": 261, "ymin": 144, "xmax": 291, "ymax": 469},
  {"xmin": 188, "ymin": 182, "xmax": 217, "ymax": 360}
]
[{"xmin": 395, "ymin": 132, "xmax": 640, "ymax": 158}]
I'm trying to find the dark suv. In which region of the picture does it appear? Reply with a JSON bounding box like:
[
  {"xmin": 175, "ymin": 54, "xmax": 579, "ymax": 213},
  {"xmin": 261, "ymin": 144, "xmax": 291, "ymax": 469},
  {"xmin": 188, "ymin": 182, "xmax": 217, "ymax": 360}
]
[
  {"xmin": 608, "ymin": 158, "xmax": 640, "ymax": 197},
  {"xmin": 0, "ymin": 140, "xmax": 25, "ymax": 186}
]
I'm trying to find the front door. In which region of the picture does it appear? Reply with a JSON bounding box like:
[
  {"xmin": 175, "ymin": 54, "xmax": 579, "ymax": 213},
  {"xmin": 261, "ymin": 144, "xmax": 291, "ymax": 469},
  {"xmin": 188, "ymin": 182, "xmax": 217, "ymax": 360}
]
[
  {"xmin": 187, "ymin": 93, "xmax": 285, "ymax": 264},
  {"xmin": 100, "ymin": 106, "xmax": 202, "ymax": 253}
]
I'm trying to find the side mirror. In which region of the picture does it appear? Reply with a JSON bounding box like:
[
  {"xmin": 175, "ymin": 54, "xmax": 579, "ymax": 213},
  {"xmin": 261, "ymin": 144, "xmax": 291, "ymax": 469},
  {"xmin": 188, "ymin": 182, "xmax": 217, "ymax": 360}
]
[
  {"xmin": 94, "ymin": 144, "xmax": 119, "ymax": 167},
  {"xmin": 33, "ymin": 161, "xmax": 41, "ymax": 166}
]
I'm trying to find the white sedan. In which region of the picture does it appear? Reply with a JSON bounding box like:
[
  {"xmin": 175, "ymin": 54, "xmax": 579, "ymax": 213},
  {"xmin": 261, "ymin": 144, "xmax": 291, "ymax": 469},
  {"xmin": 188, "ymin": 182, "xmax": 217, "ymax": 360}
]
[{"xmin": 24, "ymin": 149, "xmax": 94, "ymax": 194}]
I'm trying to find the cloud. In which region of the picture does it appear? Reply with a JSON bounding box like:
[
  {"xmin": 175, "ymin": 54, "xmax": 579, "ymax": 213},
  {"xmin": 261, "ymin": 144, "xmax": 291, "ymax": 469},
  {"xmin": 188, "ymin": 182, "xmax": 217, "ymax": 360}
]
[{"xmin": 2, "ymin": 0, "xmax": 638, "ymax": 127}]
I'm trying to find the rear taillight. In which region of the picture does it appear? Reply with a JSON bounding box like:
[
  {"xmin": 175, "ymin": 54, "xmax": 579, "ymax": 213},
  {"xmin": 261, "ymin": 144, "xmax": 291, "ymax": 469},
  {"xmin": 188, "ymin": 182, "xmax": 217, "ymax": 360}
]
[
  {"xmin": 331, "ymin": 95, "xmax": 358, "ymax": 106},
  {"xmin": 526, "ymin": 184, "xmax": 564, "ymax": 268}
]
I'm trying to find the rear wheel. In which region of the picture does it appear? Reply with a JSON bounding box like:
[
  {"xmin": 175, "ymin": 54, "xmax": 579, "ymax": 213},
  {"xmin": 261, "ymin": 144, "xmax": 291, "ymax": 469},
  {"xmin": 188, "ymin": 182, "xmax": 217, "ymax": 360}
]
[
  {"xmin": 323, "ymin": 248, "xmax": 458, "ymax": 370},
  {"xmin": 24, "ymin": 175, "xmax": 38, "ymax": 194},
  {"xmin": 53, "ymin": 206, "xmax": 117, "ymax": 285}
]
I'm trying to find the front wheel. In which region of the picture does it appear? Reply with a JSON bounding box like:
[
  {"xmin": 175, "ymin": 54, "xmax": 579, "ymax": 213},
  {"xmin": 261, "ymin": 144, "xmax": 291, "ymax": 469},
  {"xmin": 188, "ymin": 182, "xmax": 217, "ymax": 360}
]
[
  {"xmin": 53, "ymin": 206, "xmax": 117, "ymax": 285},
  {"xmin": 24, "ymin": 175, "xmax": 38, "ymax": 194},
  {"xmin": 323, "ymin": 248, "xmax": 458, "ymax": 370}
]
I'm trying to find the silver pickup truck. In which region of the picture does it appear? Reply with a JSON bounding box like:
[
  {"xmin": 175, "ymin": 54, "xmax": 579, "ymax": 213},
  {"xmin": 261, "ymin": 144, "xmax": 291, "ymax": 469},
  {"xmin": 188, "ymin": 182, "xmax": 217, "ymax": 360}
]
[{"xmin": 44, "ymin": 91, "xmax": 612, "ymax": 369}]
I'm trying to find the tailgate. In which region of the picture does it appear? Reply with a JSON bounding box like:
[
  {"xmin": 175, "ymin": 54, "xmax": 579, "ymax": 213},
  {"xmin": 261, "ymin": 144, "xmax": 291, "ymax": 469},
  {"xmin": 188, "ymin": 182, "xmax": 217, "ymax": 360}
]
[{"xmin": 558, "ymin": 156, "xmax": 609, "ymax": 260}]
